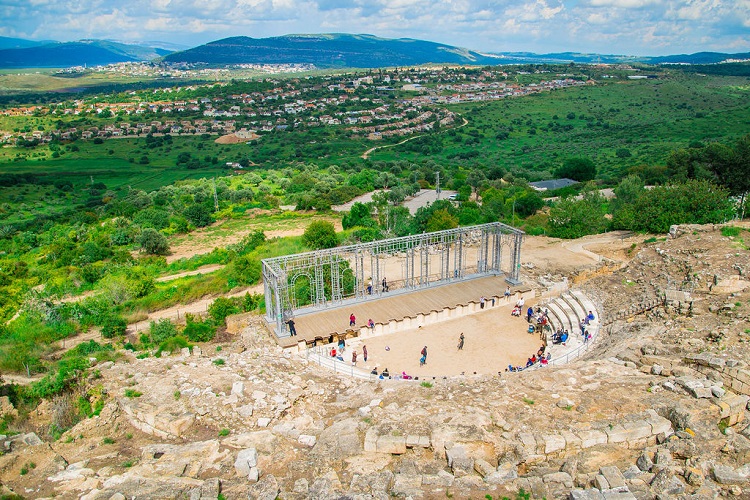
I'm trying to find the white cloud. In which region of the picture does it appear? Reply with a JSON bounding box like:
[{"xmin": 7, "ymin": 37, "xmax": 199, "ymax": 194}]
[{"xmin": 586, "ymin": 0, "xmax": 660, "ymax": 7}]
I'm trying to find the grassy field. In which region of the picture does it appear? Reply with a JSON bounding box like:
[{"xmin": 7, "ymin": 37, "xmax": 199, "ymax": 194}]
[
  {"xmin": 0, "ymin": 68, "xmax": 167, "ymax": 95},
  {"xmin": 381, "ymin": 72, "xmax": 750, "ymax": 180}
]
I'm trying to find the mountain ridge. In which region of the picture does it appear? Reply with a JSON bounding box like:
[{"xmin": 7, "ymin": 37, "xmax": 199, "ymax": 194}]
[{"xmin": 0, "ymin": 33, "xmax": 748, "ymax": 69}]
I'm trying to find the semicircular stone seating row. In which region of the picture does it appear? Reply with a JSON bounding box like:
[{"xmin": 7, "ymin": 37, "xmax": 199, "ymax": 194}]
[{"xmin": 541, "ymin": 289, "xmax": 599, "ymax": 363}]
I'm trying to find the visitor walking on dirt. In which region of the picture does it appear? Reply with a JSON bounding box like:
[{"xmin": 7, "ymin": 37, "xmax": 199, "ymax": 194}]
[
  {"xmin": 457, "ymin": 333, "xmax": 465, "ymax": 350},
  {"xmin": 421, "ymin": 346, "xmax": 428, "ymax": 364},
  {"xmin": 352, "ymin": 350, "xmax": 357, "ymax": 366},
  {"xmin": 349, "ymin": 313, "xmax": 356, "ymax": 327},
  {"xmin": 362, "ymin": 345, "xmax": 368, "ymax": 362}
]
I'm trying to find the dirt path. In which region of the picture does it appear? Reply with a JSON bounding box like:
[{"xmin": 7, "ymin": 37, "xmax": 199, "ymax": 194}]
[
  {"xmin": 127, "ymin": 284, "xmax": 263, "ymax": 334},
  {"xmin": 361, "ymin": 117, "xmax": 468, "ymax": 159},
  {"xmin": 155, "ymin": 264, "xmax": 225, "ymax": 283},
  {"xmin": 166, "ymin": 215, "xmax": 343, "ymax": 264},
  {"xmin": 361, "ymin": 134, "xmax": 425, "ymax": 160}
]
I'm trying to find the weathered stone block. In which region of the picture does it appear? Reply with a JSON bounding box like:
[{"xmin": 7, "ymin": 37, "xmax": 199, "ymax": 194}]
[
  {"xmin": 544, "ymin": 471, "xmax": 573, "ymax": 488},
  {"xmin": 713, "ymin": 465, "xmax": 748, "ymax": 485},
  {"xmin": 644, "ymin": 410, "xmax": 673, "ymax": 436},
  {"xmin": 604, "ymin": 425, "xmax": 629, "ymax": 444},
  {"xmin": 364, "ymin": 428, "xmax": 378, "ymax": 452},
  {"xmin": 167, "ymin": 413, "xmax": 195, "ymax": 437},
  {"xmin": 474, "ymin": 458, "xmax": 495, "ymax": 477},
  {"xmin": 376, "ymin": 434, "xmax": 406, "ymax": 454},
  {"xmin": 578, "ymin": 430, "xmax": 608, "ymax": 449},
  {"xmin": 485, "ymin": 462, "xmax": 517, "ymax": 484},
  {"xmin": 422, "ymin": 470, "xmax": 454, "ymax": 486},
  {"xmin": 594, "ymin": 474, "xmax": 609, "ymax": 490},
  {"xmin": 599, "ymin": 466, "xmax": 625, "ymax": 489},
  {"xmin": 636, "ymin": 453, "xmax": 653, "ymax": 472},
  {"xmin": 544, "ymin": 433, "xmax": 567, "ymax": 454},
  {"xmin": 518, "ymin": 432, "xmax": 537, "ymax": 454},
  {"xmin": 405, "ymin": 434, "xmax": 431, "ymax": 448},
  {"xmin": 737, "ymin": 370, "xmax": 750, "ymax": 385},
  {"xmin": 569, "ymin": 489, "xmax": 605, "ymax": 499},
  {"xmin": 391, "ymin": 474, "xmax": 423, "ymax": 497},
  {"xmin": 561, "ymin": 430, "xmax": 581, "ymax": 451},
  {"xmin": 623, "ymin": 421, "xmax": 652, "ymax": 441},
  {"xmin": 298, "ymin": 435, "xmax": 316, "ymax": 447},
  {"xmin": 231, "ymin": 381, "xmax": 244, "ymax": 396},
  {"xmin": 234, "ymin": 448, "xmax": 258, "ymax": 477}
]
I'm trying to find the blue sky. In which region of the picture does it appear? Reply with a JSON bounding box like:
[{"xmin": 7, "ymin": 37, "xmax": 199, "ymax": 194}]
[{"xmin": 1, "ymin": 0, "xmax": 749, "ymax": 56}]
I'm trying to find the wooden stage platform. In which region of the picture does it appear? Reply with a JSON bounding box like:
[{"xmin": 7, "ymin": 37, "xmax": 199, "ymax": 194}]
[{"xmin": 274, "ymin": 275, "xmax": 529, "ymax": 348}]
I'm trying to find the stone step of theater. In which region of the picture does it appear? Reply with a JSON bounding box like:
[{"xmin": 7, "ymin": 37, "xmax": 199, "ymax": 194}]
[
  {"xmin": 537, "ymin": 290, "xmax": 600, "ymax": 363},
  {"xmin": 274, "ymin": 275, "xmax": 535, "ymax": 350}
]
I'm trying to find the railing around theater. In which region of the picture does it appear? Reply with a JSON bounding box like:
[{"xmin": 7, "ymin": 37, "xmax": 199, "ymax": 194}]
[
  {"xmin": 305, "ymin": 344, "xmax": 379, "ymax": 381},
  {"xmin": 304, "ymin": 344, "xmax": 444, "ymax": 382}
]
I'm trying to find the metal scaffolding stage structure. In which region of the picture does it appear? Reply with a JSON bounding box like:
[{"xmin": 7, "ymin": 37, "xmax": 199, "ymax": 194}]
[{"xmin": 262, "ymin": 222, "xmax": 524, "ymax": 337}]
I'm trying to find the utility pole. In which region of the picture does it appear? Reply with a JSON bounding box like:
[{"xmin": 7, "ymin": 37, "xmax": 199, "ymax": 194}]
[
  {"xmin": 435, "ymin": 171, "xmax": 441, "ymax": 199},
  {"xmin": 212, "ymin": 178, "xmax": 219, "ymax": 212}
]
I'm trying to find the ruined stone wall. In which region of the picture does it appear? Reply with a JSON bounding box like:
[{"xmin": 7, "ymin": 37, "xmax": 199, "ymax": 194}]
[{"xmin": 685, "ymin": 352, "xmax": 750, "ymax": 397}]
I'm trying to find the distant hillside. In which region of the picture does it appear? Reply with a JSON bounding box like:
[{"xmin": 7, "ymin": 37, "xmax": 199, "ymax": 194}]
[
  {"xmin": 492, "ymin": 51, "xmax": 750, "ymax": 65},
  {"xmin": 163, "ymin": 33, "xmax": 502, "ymax": 68},
  {"xmin": 0, "ymin": 40, "xmax": 172, "ymax": 68},
  {"xmin": 646, "ymin": 52, "xmax": 750, "ymax": 64},
  {"xmin": 0, "ymin": 36, "xmax": 54, "ymax": 50}
]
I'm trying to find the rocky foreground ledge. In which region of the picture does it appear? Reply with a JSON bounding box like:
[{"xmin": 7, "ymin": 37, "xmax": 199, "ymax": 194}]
[{"xmin": 0, "ymin": 341, "xmax": 748, "ymax": 499}]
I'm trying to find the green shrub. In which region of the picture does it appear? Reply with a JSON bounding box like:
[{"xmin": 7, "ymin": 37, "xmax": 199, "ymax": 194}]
[
  {"xmin": 124, "ymin": 389, "xmax": 142, "ymax": 398},
  {"xmin": 149, "ymin": 319, "xmax": 177, "ymax": 343},
  {"xmin": 302, "ymin": 220, "xmax": 338, "ymax": 249},
  {"xmin": 721, "ymin": 226, "xmax": 741, "ymax": 237},
  {"xmin": 183, "ymin": 314, "xmax": 216, "ymax": 342},
  {"xmin": 208, "ymin": 297, "xmax": 239, "ymax": 325},
  {"xmin": 137, "ymin": 228, "xmax": 169, "ymax": 255},
  {"xmin": 212, "ymin": 358, "xmax": 226, "ymax": 366},
  {"xmin": 157, "ymin": 335, "xmax": 191, "ymax": 356}
]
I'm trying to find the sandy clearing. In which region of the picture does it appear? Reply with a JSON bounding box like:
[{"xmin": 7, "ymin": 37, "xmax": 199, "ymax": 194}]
[{"xmin": 340, "ymin": 299, "xmax": 544, "ymax": 378}]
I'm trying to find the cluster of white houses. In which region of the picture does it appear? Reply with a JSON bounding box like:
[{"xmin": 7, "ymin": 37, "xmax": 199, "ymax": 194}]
[{"xmin": 1, "ymin": 69, "xmax": 594, "ymax": 146}]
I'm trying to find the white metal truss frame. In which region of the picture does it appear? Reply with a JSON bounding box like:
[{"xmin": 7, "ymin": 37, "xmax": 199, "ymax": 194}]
[{"xmin": 262, "ymin": 222, "xmax": 524, "ymax": 337}]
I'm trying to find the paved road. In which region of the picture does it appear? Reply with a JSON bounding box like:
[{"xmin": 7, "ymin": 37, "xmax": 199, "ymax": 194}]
[
  {"xmin": 334, "ymin": 189, "xmax": 458, "ymax": 216},
  {"xmin": 402, "ymin": 189, "xmax": 458, "ymax": 215}
]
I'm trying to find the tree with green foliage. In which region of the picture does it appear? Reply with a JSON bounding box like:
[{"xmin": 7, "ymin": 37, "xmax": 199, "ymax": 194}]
[
  {"xmin": 626, "ymin": 179, "xmax": 734, "ymax": 234},
  {"xmin": 342, "ymin": 202, "xmax": 375, "ymax": 230},
  {"xmin": 701, "ymin": 135, "xmax": 750, "ymax": 219},
  {"xmin": 208, "ymin": 297, "xmax": 240, "ymax": 325},
  {"xmin": 548, "ymin": 191, "xmax": 608, "ymax": 239},
  {"xmin": 137, "ymin": 228, "xmax": 169, "ymax": 255},
  {"xmin": 426, "ymin": 209, "xmax": 459, "ymax": 232},
  {"xmin": 183, "ymin": 203, "xmax": 213, "ymax": 228},
  {"xmin": 101, "ymin": 315, "xmax": 127, "ymax": 339},
  {"xmin": 303, "ymin": 221, "xmax": 338, "ymax": 249},
  {"xmin": 610, "ymin": 174, "xmax": 646, "ymax": 230},
  {"xmin": 555, "ymin": 157, "xmax": 597, "ymax": 182},
  {"xmin": 183, "ymin": 314, "xmax": 216, "ymax": 342}
]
